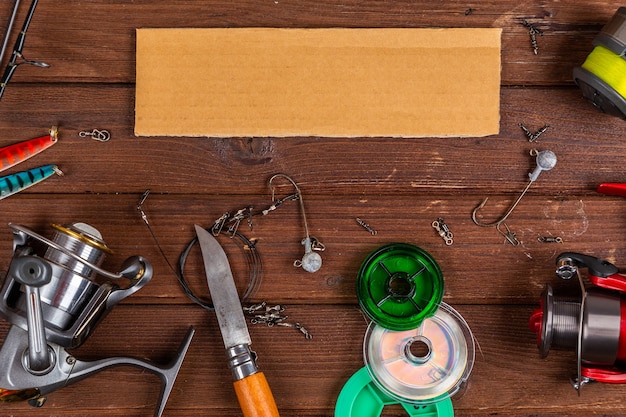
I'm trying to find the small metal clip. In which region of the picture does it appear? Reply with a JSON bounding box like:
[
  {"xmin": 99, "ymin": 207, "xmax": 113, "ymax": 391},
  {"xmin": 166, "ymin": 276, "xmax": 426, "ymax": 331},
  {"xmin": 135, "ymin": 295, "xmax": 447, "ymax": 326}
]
[
  {"xmin": 137, "ymin": 190, "xmax": 151, "ymax": 225},
  {"xmin": 538, "ymin": 236, "xmax": 563, "ymax": 243},
  {"xmin": 79, "ymin": 129, "xmax": 110, "ymax": 142},
  {"xmin": 432, "ymin": 218, "xmax": 453, "ymax": 245},
  {"xmin": 519, "ymin": 123, "xmax": 534, "ymax": 140},
  {"xmin": 521, "ymin": 20, "xmax": 544, "ymax": 55},
  {"xmin": 497, "ymin": 222, "xmax": 520, "ymax": 246},
  {"xmin": 531, "ymin": 124, "xmax": 550, "ymax": 142},
  {"xmin": 519, "ymin": 123, "xmax": 550, "ymax": 142},
  {"xmin": 355, "ymin": 217, "xmax": 377, "ymax": 235},
  {"xmin": 295, "ymin": 323, "xmax": 312, "ymax": 340},
  {"xmin": 226, "ymin": 208, "xmax": 248, "ymax": 237},
  {"xmin": 243, "ymin": 301, "xmax": 267, "ymax": 313},
  {"xmin": 211, "ymin": 212, "xmax": 229, "ymax": 236},
  {"xmin": 276, "ymin": 322, "xmax": 312, "ymax": 340},
  {"xmin": 244, "ymin": 303, "xmax": 311, "ymax": 339}
]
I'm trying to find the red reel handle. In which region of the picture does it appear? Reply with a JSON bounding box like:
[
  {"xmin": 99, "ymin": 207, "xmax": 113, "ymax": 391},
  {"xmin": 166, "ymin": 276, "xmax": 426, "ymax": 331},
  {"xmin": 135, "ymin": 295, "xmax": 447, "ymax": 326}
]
[
  {"xmin": 597, "ymin": 183, "xmax": 626, "ymax": 197},
  {"xmin": 589, "ymin": 273, "xmax": 626, "ymax": 292},
  {"xmin": 582, "ymin": 367, "xmax": 626, "ymax": 384}
]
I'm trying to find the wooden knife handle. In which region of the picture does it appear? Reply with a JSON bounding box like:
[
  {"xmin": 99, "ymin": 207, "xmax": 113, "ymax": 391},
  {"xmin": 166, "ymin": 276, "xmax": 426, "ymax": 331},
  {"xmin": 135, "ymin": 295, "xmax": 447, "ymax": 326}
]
[{"xmin": 233, "ymin": 371, "xmax": 280, "ymax": 417}]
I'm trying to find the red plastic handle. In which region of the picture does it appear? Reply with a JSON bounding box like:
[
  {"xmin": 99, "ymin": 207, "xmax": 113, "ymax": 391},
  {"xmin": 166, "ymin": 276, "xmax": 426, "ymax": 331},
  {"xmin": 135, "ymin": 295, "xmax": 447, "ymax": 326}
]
[
  {"xmin": 582, "ymin": 367, "xmax": 626, "ymax": 384},
  {"xmin": 589, "ymin": 274, "xmax": 626, "ymax": 292},
  {"xmin": 597, "ymin": 183, "xmax": 626, "ymax": 197}
]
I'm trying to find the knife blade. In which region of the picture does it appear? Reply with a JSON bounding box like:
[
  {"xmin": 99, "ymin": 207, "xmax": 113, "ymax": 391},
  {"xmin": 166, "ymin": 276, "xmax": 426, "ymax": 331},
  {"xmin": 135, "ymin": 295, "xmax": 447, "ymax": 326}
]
[{"xmin": 195, "ymin": 225, "xmax": 280, "ymax": 417}]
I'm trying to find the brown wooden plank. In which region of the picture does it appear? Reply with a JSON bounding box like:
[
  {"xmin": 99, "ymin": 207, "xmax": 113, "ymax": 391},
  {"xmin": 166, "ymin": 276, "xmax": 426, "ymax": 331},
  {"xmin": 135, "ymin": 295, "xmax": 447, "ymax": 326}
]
[
  {"xmin": 0, "ymin": 87, "xmax": 625, "ymax": 196},
  {"xmin": 0, "ymin": 0, "xmax": 619, "ymax": 86},
  {"xmin": 0, "ymin": 304, "xmax": 622, "ymax": 416},
  {"xmin": 0, "ymin": 1, "xmax": 626, "ymax": 416},
  {"xmin": 0, "ymin": 193, "xmax": 621, "ymax": 306}
]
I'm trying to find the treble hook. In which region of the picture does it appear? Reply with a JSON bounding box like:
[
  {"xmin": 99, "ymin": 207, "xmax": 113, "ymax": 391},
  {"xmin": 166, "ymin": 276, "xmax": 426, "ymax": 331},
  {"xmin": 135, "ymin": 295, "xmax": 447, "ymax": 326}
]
[
  {"xmin": 472, "ymin": 149, "xmax": 557, "ymax": 243},
  {"xmin": 268, "ymin": 173, "xmax": 324, "ymax": 273}
]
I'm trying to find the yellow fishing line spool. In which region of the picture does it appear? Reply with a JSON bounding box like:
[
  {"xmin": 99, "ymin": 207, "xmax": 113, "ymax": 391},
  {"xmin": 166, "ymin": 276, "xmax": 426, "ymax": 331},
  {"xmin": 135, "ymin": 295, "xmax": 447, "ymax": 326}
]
[{"xmin": 573, "ymin": 7, "xmax": 626, "ymax": 119}]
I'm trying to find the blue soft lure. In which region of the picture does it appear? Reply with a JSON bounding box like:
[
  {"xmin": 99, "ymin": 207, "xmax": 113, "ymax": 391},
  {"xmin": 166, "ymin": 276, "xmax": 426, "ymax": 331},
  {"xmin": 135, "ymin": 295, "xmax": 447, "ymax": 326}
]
[{"xmin": 0, "ymin": 164, "xmax": 63, "ymax": 199}]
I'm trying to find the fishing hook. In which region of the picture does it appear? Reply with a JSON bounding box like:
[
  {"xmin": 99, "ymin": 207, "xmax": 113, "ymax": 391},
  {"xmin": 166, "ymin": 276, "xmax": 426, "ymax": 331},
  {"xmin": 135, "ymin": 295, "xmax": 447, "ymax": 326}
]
[
  {"xmin": 268, "ymin": 173, "xmax": 324, "ymax": 273},
  {"xmin": 472, "ymin": 149, "xmax": 557, "ymax": 243}
]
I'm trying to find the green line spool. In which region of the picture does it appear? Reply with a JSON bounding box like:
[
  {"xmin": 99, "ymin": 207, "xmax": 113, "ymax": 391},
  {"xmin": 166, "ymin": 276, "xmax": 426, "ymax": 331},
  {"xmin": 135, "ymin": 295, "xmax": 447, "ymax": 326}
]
[
  {"xmin": 574, "ymin": 7, "xmax": 626, "ymax": 119},
  {"xmin": 356, "ymin": 243, "xmax": 444, "ymax": 331}
]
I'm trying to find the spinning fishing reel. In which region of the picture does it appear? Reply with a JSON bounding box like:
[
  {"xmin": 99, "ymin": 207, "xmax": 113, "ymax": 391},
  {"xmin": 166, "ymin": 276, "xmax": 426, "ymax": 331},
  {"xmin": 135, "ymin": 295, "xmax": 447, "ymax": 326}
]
[
  {"xmin": 0, "ymin": 222, "xmax": 194, "ymax": 416},
  {"xmin": 530, "ymin": 252, "xmax": 626, "ymax": 392}
]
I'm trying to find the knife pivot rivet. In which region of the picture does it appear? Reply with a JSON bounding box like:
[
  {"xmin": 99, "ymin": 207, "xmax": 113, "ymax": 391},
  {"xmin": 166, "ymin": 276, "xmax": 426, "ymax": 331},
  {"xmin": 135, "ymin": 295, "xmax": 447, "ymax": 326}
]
[{"xmin": 226, "ymin": 344, "xmax": 260, "ymax": 381}]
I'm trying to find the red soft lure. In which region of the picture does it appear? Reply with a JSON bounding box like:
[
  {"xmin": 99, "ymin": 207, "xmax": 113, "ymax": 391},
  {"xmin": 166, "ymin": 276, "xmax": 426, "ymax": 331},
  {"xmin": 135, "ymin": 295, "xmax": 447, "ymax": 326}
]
[{"xmin": 0, "ymin": 126, "xmax": 58, "ymax": 173}]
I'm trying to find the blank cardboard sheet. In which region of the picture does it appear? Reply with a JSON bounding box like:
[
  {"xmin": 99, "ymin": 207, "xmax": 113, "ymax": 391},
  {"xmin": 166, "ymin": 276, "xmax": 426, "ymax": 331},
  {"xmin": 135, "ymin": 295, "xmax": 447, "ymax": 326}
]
[{"xmin": 135, "ymin": 28, "xmax": 501, "ymax": 138}]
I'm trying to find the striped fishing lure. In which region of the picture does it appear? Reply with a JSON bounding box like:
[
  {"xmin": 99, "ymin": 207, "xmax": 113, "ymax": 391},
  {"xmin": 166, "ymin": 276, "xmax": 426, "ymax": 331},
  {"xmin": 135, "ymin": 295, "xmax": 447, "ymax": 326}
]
[
  {"xmin": 0, "ymin": 164, "xmax": 63, "ymax": 200},
  {"xmin": 0, "ymin": 126, "xmax": 58, "ymax": 173}
]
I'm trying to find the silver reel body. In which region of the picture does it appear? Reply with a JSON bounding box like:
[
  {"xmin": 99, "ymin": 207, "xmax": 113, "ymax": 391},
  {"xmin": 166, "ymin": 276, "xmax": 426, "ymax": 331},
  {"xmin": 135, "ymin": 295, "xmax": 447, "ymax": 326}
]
[{"xmin": 0, "ymin": 222, "xmax": 193, "ymax": 417}]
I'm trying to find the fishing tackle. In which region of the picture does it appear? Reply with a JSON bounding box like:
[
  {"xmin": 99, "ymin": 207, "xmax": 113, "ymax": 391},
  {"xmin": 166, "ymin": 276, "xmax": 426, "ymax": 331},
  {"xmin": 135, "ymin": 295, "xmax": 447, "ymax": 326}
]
[
  {"xmin": 0, "ymin": 222, "xmax": 194, "ymax": 415},
  {"xmin": 0, "ymin": 0, "xmax": 50, "ymax": 101},
  {"xmin": 521, "ymin": 20, "xmax": 543, "ymax": 55},
  {"xmin": 519, "ymin": 123, "xmax": 550, "ymax": 142},
  {"xmin": 79, "ymin": 129, "xmax": 110, "ymax": 142},
  {"xmin": 355, "ymin": 217, "xmax": 377, "ymax": 236},
  {"xmin": 530, "ymin": 252, "xmax": 626, "ymax": 393},
  {"xmin": 268, "ymin": 173, "xmax": 325, "ymax": 273},
  {"xmin": 531, "ymin": 124, "xmax": 550, "ymax": 141},
  {"xmin": 242, "ymin": 302, "xmax": 312, "ymax": 339},
  {"xmin": 472, "ymin": 149, "xmax": 557, "ymax": 245},
  {"xmin": 137, "ymin": 190, "xmax": 262, "ymax": 312},
  {"xmin": 538, "ymin": 236, "xmax": 563, "ymax": 243},
  {"xmin": 0, "ymin": 164, "xmax": 62, "ymax": 200},
  {"xmin": 0, "ymin": 127, "xmax": 57, "ymax": 173},
  {"xmin": 432, "ymin": 217, "xmax": 453, "ymax": 245}
]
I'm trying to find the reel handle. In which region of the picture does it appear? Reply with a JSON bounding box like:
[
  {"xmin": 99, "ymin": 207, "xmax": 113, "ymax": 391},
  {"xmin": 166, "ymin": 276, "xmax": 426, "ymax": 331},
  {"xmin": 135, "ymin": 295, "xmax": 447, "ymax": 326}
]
[
  {"xmin": 582, "ymin": 367, "xmax": 626, "ymax": 384},
  {"xmin": 556, "ymin": 252, "xmax": 626, "ymax": 292},
  {"xmin": 0, "ymin": 325, "xmax": 195, "ymax": 417},
  {"xmin": 65, "ymin": 326, "xmax": 195, "ymax": 417},
  {"xmin": 9, "ymin": 256, "xmax": 53, "ymax": 374}
]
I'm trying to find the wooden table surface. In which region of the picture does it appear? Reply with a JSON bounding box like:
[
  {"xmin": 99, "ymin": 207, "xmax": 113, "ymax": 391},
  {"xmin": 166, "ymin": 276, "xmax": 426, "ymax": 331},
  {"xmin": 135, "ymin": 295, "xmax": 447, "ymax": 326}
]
[{"xmin": 1, "ymin": 1, "xmax": 626, "ymax": 416}]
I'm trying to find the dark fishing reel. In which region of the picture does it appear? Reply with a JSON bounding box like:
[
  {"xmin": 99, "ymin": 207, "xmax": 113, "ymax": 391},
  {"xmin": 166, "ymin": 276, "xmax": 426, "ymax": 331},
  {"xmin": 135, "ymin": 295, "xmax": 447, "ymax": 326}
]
[
  {"xmin": 530, "ymin": 252, "xmax": 626, "ymax": 392},
  {"xmin": 0, "ymin": 222, "xmax": 194, "ymax": 416}
]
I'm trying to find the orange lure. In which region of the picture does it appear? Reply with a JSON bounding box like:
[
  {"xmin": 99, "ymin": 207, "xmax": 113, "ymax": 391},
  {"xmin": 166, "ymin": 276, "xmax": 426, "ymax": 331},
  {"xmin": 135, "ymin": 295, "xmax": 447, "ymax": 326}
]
[{"xmin": 0, "ymin": 126, "xmax": 58, "ymax": 173}]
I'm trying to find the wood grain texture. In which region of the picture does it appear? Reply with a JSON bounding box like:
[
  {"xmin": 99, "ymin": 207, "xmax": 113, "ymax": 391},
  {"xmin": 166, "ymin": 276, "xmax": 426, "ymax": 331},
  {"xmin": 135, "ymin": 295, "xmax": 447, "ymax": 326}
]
[{"xmin": 0, "ymin": 0, "xmax": 625, "ymax": 416}]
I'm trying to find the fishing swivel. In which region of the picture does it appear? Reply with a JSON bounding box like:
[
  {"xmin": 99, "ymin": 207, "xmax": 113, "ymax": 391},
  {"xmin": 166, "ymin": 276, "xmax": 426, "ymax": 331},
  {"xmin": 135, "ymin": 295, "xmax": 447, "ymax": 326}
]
[
  {"xmin": 471, "ymin": 149, "xmax": 557, "ymax": 245},
  {"xmin": 268, "ymin": 174, "xmax": 325, "ymax": 273}
]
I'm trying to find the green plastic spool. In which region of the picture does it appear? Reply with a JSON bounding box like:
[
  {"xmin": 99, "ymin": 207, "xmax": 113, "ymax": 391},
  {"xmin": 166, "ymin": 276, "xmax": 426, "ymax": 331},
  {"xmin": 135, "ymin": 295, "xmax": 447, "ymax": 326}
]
[
  {"xmin": 334, "ymin": 367, "xmax": 454, "ymax": 417},
  {"xmin": 357, "ymin": 243, "xmax": 444, "ymax": 331}
]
